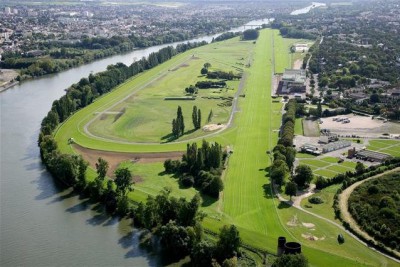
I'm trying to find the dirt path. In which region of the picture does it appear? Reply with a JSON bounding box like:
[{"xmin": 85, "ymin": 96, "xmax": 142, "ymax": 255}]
[
  {"xmin": 73, "ymin": 144, "xmax": 183, "ymax": 177},
  {"xmin": 339, "ymin": 167, "xmax": 400, "ymax": 258}
]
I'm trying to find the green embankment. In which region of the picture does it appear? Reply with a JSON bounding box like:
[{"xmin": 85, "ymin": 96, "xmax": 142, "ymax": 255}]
[{"xmin": 55, "ymin": 29, "xmax": 398, "ymax": 266}]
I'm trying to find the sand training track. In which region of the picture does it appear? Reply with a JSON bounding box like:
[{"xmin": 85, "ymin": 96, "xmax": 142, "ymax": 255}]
[{"xmin": 73, "ymin": 144, "xmax": 183, "ymax": 177}]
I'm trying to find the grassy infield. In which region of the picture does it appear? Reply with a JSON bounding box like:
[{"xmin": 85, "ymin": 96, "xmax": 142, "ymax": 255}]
[{"xmin": 55, "ymin": 30, "xmax": 397, "ymax": 266}]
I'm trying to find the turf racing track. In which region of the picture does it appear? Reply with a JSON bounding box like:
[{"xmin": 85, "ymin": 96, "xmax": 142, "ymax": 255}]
[{"xmin": 55, "ymin": 29, "xmax": 398, "ymax": 266}]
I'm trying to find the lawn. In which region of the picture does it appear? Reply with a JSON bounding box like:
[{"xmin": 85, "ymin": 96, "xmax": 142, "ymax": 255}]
[
  {"xmin": 300, "ymin": 159, "xmax": 330, "ymax": 168},
  {"xmin": 295, "ymin": 118, "xmax": 303, "ymax": 135},
  {"xmin": 298, "ymin": 157, "xmax": 358, "ymax": 179},
  {"xmin": 301, "ymin": 184, "xmax": 342, "ymax": 222},
  {"xmin": 367, "ymin": 139, "xmax": 400, "ymax": 157},
  {"xmin": 54, "ymin": 30, "xmax": 398, "ymax": 266}
]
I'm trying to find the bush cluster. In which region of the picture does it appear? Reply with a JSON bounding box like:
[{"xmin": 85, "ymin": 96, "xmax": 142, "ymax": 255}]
[{"xmin": 164, "ymin": 140, "xmax": 227, "ymax": 198}]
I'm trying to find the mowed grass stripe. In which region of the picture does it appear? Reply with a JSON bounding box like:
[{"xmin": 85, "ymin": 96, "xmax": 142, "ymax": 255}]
[{"xmin": 222, "ymin": 30, "xmax": 286, "ymax": 237}]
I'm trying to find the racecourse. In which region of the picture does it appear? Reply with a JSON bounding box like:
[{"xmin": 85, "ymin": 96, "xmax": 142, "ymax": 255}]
[{"xmin": 55, "ymin": 29, "xmax": 398, "ymax": 266}]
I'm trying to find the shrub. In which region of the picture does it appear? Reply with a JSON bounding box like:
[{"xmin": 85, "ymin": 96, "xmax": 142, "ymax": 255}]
[
  {"xmin": 308, "ymin": 196, "xmax": 324, "ymax": 204},
  {"xmin": 181, "ymin": 175, "xmax": 195, "ymax": 187},
  {"xmin": 337, "ymin": 234, "xmax": 345, "ymax": 244}
]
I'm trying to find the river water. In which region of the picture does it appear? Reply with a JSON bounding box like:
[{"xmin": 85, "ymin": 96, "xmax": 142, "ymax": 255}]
[
  {"xmin": 0, "ymin": 19, "xmax": 270, "ymax": 266},
  {"xmin": 290, "ymin": 2, "xmax": 326, "ymax": 15}
]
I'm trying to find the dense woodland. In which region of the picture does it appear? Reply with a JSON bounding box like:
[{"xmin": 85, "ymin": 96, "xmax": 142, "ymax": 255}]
[{"xmin": 348, "ymin": 173, "xmax": 400, "ymax": 251}]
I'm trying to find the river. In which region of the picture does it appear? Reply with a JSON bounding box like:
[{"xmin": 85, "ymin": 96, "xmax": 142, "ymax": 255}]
[
  {"xmin": 0, "ymin": 19, "xmax": 270, "ymax": 266},
  {"xmin": 290, "ymin": 2, "xmax": 326, "ymax": 15}
]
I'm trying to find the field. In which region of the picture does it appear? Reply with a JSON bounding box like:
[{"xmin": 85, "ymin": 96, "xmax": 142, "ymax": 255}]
[
  {"xmin": 55, "ymin": 29, "xmax": 398, "ymax": 266},
  {"xmin": 85, "ymin": 40, "xmax": 253, "ymax": 143},
  {"xmin": 367, "ymin": 139, "xmax": 400, "ymax": 157},
  {"xmin": 298, "ymin": 157, "xmax": 357, "ymax": 179}
]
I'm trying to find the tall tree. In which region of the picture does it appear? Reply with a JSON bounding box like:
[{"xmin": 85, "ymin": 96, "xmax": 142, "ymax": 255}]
[
  {"xmin": 216, "ymin": 225, "xmax": 241, "ymax": 262},
  {"xmin": 285, "ymin": 181, "xmax": 298, "ymax": 200},
  {"xmin": 192, "ymin": 106, "xmax": 198, "ymax": 129},
  {"xmin": 114, "ymin": 167, "xmax": 133, "ymax": 195},
  {"xmin": 293, "ymin": 165, "xmax": 313, "ymax": 187},
  {"xmin": 197, "ymin": 109, "xmax": 201, "ymax": 129},
  {"xmin": 207, "ymin": 109, "xmax": 213, "ymax": 123},
  {"xmin": 95, "ymin": 157, "xmax": 109, "ymax": 181},
  {"xmin": 177, "ymin": 106, "xmax": 185, "ymax": 135}
]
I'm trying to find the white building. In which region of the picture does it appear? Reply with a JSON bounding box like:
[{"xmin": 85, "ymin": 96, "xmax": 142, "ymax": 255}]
[
  {"xmin": 293, "ymin": 43, "xmax": 309, "ymax": 52},
  {"xmin": 4, "ymin": 7, "xmax": 11, "ymax": 15}
]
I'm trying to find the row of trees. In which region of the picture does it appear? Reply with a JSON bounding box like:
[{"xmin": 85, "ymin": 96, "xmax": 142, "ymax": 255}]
[
  {"xmin": 195, "ymin": 80, "xmax": 227, "ymax": 89},
  {"xmin": 270, "ymin": 100, "xmax": 298, "ymax": 192},
  {"xmin": 278, "ymin": 99, "xmax": 297, "ymax": 147},
  {"xmin": 1, "ymin": 28, "xmax": 218, "ymax": 79},
  {"xmin": 164, "ymin": 140, "xmax": 226, "ymax": 198},
  {"xmin": 207, "ymin": 70, "xmax": 241, "ymax": 80}
]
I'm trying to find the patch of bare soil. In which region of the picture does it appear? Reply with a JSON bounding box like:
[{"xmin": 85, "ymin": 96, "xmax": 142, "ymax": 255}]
[
  {"xmin": 293, "ymin": 59, "xmax": 303, "ymax": 70},
  {"xmin": 73, "ymin": 144, "xmax": 183, "ymax": 178},
  {"xmin": 302, "ymin": 222, "xmax": 315, "ymax": 229},
  {"xmin": 287, "ymin": 214, "xmax": 299, "ymax": 227},
  {"xmin": 303, "ymin": 119, "xmax": 320, "ymax": 137},
  {"xmin": 202, "ymin": 124, "xmax": 226, "ymax": 132},
  {"xmin": 170, "ymin": 63, "xmax": 189, "ymax": 71},
  {"xmin": 0, "ymin": 69, "xmax": 18, "ymax": 85},
  {"xmin": 302, "ymin": 233, "xmax": 325, "ymax": 241}
]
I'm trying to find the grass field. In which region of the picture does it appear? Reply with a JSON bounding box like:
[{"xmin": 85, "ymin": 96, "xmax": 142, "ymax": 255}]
[
  {"xmin": 295, "ymin": 118, "xmax": 304, "ymax": 135},
  {"xmin": 367, "ymin": 139, "xmax": 400, "ymax": 157},
  {"xmin": 55, "ymin": 29, "xmax": 398, "ymax": 266},
  {"xmin": 301, "ymin": 184, "xmax": 342, "ymax": 222},
  {"xmin": 86, "ymin": 39, "xmax": 254, "ymax": 143},
  {"xmin": 298, "ymin": 157, "xmax": 357, "ymax": 179}
]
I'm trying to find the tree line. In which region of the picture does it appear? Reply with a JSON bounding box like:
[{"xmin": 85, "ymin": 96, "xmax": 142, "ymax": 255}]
[
  {"xmin": 207, "ymin": 70, "xmax": 241, "ymax": 80},
  {"xmin": 164, "ymin": 140, "xmax": 226, "ymax": 198},
  {"xmin": 270, "ymin": 21, "xmax": 316, "ymax": 40},
  {"xmin": 40, "ymin": 134, "xmax": 241, "ymax": 265},
  {"xmin": 0, "ymin": 30, "xmax": 212, "ymax": 80}
]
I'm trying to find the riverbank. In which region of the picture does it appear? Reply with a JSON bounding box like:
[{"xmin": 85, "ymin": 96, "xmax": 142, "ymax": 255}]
[
  {"xmin": 0, "ymin": 81, "xmax": 19, "ymax": 93},
  {"xmin": 0, "ymin": 69, "xmax": 19, "ymax": 93}
]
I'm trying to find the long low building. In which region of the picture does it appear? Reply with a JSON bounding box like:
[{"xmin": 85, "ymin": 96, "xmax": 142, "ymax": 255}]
[
  {"xmin": 355, "ymin": 149, "xmax": 392, "ymax": 162},
  {"xmin": 322, "ymin": 140, "xmax": 351, "ymax": 153},
  {"xmin": 276, "ymin": 69, "xmax": 306, "ymax": 95}
]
